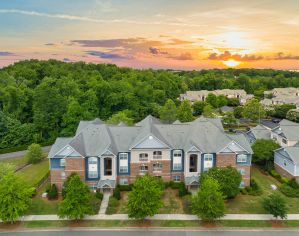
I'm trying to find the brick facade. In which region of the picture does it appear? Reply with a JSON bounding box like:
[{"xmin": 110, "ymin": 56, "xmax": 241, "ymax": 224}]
[
  {"xmin": 237, "ymin": 165, "xmax": 251, "ymax": 186},
  {"xmin": 216, "ymin": 153, "xmax": 236, "ymax": 167},
  {"xmin": 65, "ymin": 157, "xmax": 85, "ymax": 180},
  {"xmin": 50, "ymin": 169, "xmax": 64, "ymax": 191}
]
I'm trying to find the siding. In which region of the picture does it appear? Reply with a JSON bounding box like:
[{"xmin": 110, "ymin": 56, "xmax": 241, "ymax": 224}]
[{"xmin": 274, "ymin": 152, "xmax": 295, "ymax": 175}]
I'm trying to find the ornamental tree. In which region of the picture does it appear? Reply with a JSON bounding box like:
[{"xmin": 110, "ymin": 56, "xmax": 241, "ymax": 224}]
[
  {"xmin": 159, "ymin": 99, "xmax": 177, "ymax": 123},
  {"xmin": 177, "ymin": 101, "xmax": 193, "ymax": 122},
  {"xmin": 58, "ymin": 174, "xmax": 93, "ymax": 220},
  {"xmin": 201, "ymin": 167, "xmax": 242, "ymax": 199},
  {"xmin": 242, "ymin": 98, "xmax": 266, "ymax": 122},
  {"xmin": 127, "ymin": 175, "xmax": 163, "ymax": 219},
  {"xmin": 0, "ymin": 172, "xmax": 35, "ymax": 223},
  {"xmin": 263, "ymin": 192, "xmax": 288, "ymax": 219},
  {"xmin": 252, "ymin": 139, "xmax": 280, "ymax": 170},
  {"xmin": 192, "ymin": 176, "xmax": 225, "ymax": 221},
  {"xmin": 26, "ymin": 143, "xmax": 43, "ymax": 164}
]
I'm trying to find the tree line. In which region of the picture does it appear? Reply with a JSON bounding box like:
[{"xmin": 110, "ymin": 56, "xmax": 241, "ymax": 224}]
[{"xmin": 1, "ymin": 59, "xmax": 299, "ymax": 150}]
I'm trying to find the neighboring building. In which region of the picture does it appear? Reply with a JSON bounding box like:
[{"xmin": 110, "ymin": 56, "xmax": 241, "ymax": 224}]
[
  {"xmin": 246, "ymin": 125, "xmax": 271, "ymax": 144},
  {"xmin": 179, "ymin": 89, "xmax": 254, "ymax": 105},
  {"xmin": 274, "ymin": 146, "xmax": 299, "ymax": 182},
  {"xmin": 271, "ymin": 119, "xmax": 299, "ymax": 182},
  {"xmin": 261, "ymin": 87, "xmax": 299, "ymax": 108},
  {"xmin": 271, "ymin": 119, "xmax": 299, "ymax": 147},
  {"xmin": 48, "ymin": 115, "xmax": 253, "ymax": 192},
  {"xmin": 219, "ymin": 106, "xmax": 235, "ymax": 113}
]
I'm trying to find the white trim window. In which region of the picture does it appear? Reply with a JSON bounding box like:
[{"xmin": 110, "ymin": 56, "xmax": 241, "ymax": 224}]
[
  {"xmin": 237, "ymin": 154, "xmax": 247, "ymax": 163},
  {"xmin": 60, "ymin": 158, "xmax": 65, "ymax": 167},
  {"xmin": 204, "ymin": 154, "xmax": 213, "ymax": 171},
  {"xmin": 119, "ymin": 178, "xmax": 129, "ymax": 185},
  {"xmin": 119, "ymin": 153, "xmax": 129, "ymax": 173},
  {"xmin": 153, "ymin": 151, "xmax": 162, "ymax": 159},
  {"xmin": 172, "ymin": 175, "xmax": 181, "ymax": 182},
  {"xmin": 153, "ymin": 163, "xmax": 162, "ymax": 171},
  {"xmin": 139, "ymin": 153, "xmax": 148, "ymax": 161},
  {"xmin": 88, "ymin": 157, "xmax": 98, "ymax": 178},
  {"xmin": 61, "ymin": 171, "xmax": 66, "ymax": 180},
  {"xmin": 173, "ymin": 150, "xmax": 182, "ymax": 170},
  {"xmin": 139, "ymin": 165, "xmax": 148, "ymax": 172}
]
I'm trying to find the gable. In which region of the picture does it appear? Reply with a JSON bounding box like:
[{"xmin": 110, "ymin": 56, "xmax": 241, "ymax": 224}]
[
  {"xmin": 219, "ymin": 141, "xmax": 247, "ymax": 153},
  {"xmin": 54, "ymin": 145, "xmax": 82, "ymax": 157},
  {"xmin": 132, "ymin": 135, "xmax": 169, "ymax": 149},
  {"xmin": 187, "ymin": 146, "xmax": 202, "ymax": 153}
]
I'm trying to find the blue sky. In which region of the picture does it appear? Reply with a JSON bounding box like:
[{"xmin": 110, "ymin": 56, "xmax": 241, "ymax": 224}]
[{"xmin": 1, "ymin": 0, "xmax": 299, "ymax": 69}]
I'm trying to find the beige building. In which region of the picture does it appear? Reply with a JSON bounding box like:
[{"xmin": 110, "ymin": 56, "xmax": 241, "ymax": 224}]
[
  {"xmin": 179, "ymin": 89, "xmax": 253, "ymax": 105},
  {"xmin": 262, "ymin": 87, "xmax": 299, "ymax": 108}
]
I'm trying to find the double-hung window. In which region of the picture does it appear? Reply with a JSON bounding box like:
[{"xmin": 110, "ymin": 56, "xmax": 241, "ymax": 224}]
[
  {"xmin": 204, "ymin": 154, "xmax": 213, "ymax": 171},
  {"xmin": 173, "ymin": 150, "xmax": 182, "ymax": 170},
  {"xmin": 60, "ymin": 158, "xmax": 65, "ymax": 167},
  {"xmin": 88, "ymin": 157, "xmax": 98, "ymax": 178},
  {"xmin": 153, "ymin": 151, "xmax": 162, "ymax": 159},
  {"xmin": 237, "ymin": 154, "xmax": 247, "ymax": 163},
  {"xmin": 119, "ymin": 153, "xmax": 128, "ymax": 173},
  {"xmin": 139, "ymin": 153, "xmax": 148, "ymax": 161},
  {"xmin": 153, "ymin": 163, "xmax": 162, "ymax": 171}
]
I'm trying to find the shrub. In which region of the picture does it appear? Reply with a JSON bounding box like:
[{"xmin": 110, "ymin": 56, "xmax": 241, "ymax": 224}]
[
  {"xmin": 113, "ymin": 186, "xmax": 121, "ymax": 200},
  {"xmin": 262, "ymin": 193, "xmax": 288, "ymax": 219},
  {"xmin": 26, "ymin": 143, "xmax": 43, "ymax": 164},
  {"xmin": 95, "ymin": 191, "xmax": 103, "ymax": 201},
  {"xmin": 280, "ymin": 183, "xmax": 299, "ymax": 198},
  {"xmin": 118, "ymin": 184, "xmax": 133, "ymax": 191},
  {"xmin": 243, "ymin": 179, "xmax": 262, "ymax": 196},
  {"xmin": 269, "ymin": 170, "xmax": 289, "ymax": 184},
  {"xmin": 47, "ymin": 184, "xmax": 58, "ymax": 200},
  {"xmin": 287, "ymin": 178, "xmax": 299, "ymax": 189},
  {"xmin": 178, "ymin": 182, "xmax": 189, "ymax": 197}
]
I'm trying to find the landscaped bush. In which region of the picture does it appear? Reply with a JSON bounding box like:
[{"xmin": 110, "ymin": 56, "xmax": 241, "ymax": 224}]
[
  {"xmin": 178, "ymin": 182, "xmax": 190, "ymax": 197},
  {"xmin": 95, "ymin": 191, "xmax": 103, "ymax": 201},
  {"xmin": 280, "ymin": 179, "xmax": 299, "ymax": 198},
  {"xmin": 106, "ymin": 196, "xmax": 119, "ymax": 215},
  {"xmin": 113, "ymin": 186, "xmax": 121, "ymax": 200},
  {"xmin": 269, "ymin": 169, "xmax": 289, "ymax": 184},
  {"xmin": 47, "ymin": 184, "xmax": 58, "ymax": 200},
  {"xmin": 242, "ymin": 179, "xmax": 262, "ymax": 196},
  {"xmin": 26, "ymin": 143, "xmax": 43, "ymax": 164},
  {"xmin": 118, "ymin": 184, "xmax": 133, "ymax": 191}
]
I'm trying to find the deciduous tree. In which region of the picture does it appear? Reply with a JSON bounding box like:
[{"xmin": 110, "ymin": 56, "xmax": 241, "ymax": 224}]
[
  {"xmin": 177, "ymin": 101, "xmax": 193, "ymax": 122},
  {"xmin": 263, "ymin": 192, "xmax": 287, "ymax": 219},
  {"xmin": 159, "ymin": 99, "xmax": 177, "ymax": 123},
  {"xmin": 242, "ymin": 98, "xmax": 266, "ymax": 122},
  {"xmin": 26, "ymin": 143, "xmax": 43, "ymax": 164}
]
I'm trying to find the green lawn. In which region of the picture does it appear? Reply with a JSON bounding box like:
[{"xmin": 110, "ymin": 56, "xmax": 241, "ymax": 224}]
[
  {"xmin": 226, "ymin": 165, "xmax": 299, "ymax": 214},
  {"xmin": 16, "ymin": 159, "xmax": 49, "ymax": 187},
  {"xmin": 4, "ymin": 220, "xmax": 299, "ymax": 229},
  {"xmin": 27, "ymin": 181, "xmax": 60, "ymax": 215},
  {"xmin": 0, "ymin": 156, "xmax": 29, "ymax": 171}
]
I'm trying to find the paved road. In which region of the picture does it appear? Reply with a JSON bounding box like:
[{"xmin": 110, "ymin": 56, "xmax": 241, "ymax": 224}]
[
  {"xmin": 0, "ymin": 146, "xmax": 52, "ymax": 160},
  {"xmin": 1, "ymin": 230, "xmax": 299, "ymax": 236}
]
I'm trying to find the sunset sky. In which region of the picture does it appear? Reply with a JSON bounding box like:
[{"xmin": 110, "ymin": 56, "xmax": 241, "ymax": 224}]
[{"xmin": 0, "ymin": 0, "xmax": 299, "ymax": 69}]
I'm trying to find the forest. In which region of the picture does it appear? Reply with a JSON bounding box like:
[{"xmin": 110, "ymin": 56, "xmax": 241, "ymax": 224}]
[{"xmin": 1, "ymin": 59, "xmax": 299, "ymax": 150}]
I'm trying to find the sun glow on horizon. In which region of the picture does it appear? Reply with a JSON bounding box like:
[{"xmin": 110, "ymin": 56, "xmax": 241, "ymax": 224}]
[{"xmin": 222, "ymin": 59, "xmax": 241, "ymax": 67}]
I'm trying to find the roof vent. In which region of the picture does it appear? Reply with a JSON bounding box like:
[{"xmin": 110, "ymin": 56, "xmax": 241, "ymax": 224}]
[{"xmin": 149, "ymin": 135, "xmax": 153, "ymax": 140}]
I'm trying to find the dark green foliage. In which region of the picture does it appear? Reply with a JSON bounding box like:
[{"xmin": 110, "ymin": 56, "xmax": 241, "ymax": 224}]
[
  {"xmin": 113, "ymin": 186, "xmax": 121, "ymax": 200},
  {"xmin": 26, "ymin": 143, "xmax": 43, "ymax": 164},
  {"xmin": 127, "ymin": 175, "xmax": 163, "ymax": 219},
  {"xmin": 242, "ymin": 179, "xmax": 263, "ymax": 196},
  {"xmin": 192, "ymin": 101, "xmax": 207, "ymax": 116},
  {"xmin": 280, "ymin": 184, "xmax": 299, "ymax": 198},
  {"xmin": 252, "ymin": 139, "xmax": 280, "ymax": 170},
  {"xmin": 192, "ymin": 176, "xmax": 225, "ymax": 221},
  {"xmin": 58, "ymin": 174, "xmax": 93, "ymax": 219},
  {"xmin": 201, "ymin": 167, "xmax": 242, "ymax": 199},
  {"xmin": 269, "ymin": 169, "xmax": 289, "ymax": 184},
  {"xmin": 262, "ymin": 193, "xmax": 288, "ymax": 219},
  {"xmin": 233, "ymin": 106, "xmax": 244, "ymax": 118},
  {"xmin": 206, "ymin": 93, "xmax": 218, "ymax": 107},
  {"xmin": 47, "ymin": 184, "xmax": 58, "ymax": 200},
  {"xmin": 273, "ymin": 104, "xmax": 296, "ymax": 119},
  {"xmin": 242, "ymin": 98, "xmax": 266, "ymax": 122},
  {"xmin": 62, "ymin": 172, "xmax": 78, "ymax": 199},
  {"xmin": 177, "ymin": 101, "xmax": 193, "ymax": 122},
  {"xmin": 118, "ymin": 184, "xmax": 133, "ymax": 191},
  {"xmin": 95, "ymin": 191, "xmax": 103, "ymax": 201},
  {"xmin": 227, "ymin": 98, "xmax": 240, "ymax": 107},
  {"xmin": 159, "ymin": 99, "xmax": 177, "ymax": 123},
  {"xmin": 1, "ymin": 60, "xmax": 299, "ymax": 149}
]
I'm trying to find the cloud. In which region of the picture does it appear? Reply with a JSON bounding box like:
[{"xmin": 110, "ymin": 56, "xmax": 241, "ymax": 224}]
[
  {"xmin": 85, "ymin": 51, "xmax": 129, "ymax": 59},
  {"xmin": 208, "ymin": 51, "xmax": 263, "ymax": 62},
  {"xmin": 168, "ymin": 38, "xmax": 194, "ymax": 45},
  {"xmin": 63, "ymin": 58, "xmax": 72, "ymax": 62},
  {"xmin": 273, "ymin": 52, "xmax": 299, "ymax": 60},
  {"xmin": 45, "ymin": 43, "xmax": 56, "ymax": 46},
  {"xmin": 0, "ymin": 51, "xmax": 14, "ymax": 56},
  {"xmin": 0, "ymin": 9, "xmax": 203, "ymax": 27},
  {"xmin": 168, "ymin": 52, "xmax": 193, "ymax": 61},
  {"xmin": 148, "ymin": 47, "xmax": 193, "ymax": 60}
]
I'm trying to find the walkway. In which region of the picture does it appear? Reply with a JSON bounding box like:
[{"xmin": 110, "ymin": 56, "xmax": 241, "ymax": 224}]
[
  {"xmin": 0, "ymin": 146, "xmax": 52, "ymax": 159},
  {"xmin": 18, "ymin": 214, "xmax": 299, "ymax": 222},
  {"xmin": 98, "ymin": 192, "xmax": 111, "ymax": 214}
]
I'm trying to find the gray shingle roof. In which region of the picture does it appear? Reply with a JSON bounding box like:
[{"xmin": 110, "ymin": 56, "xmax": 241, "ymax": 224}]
[
  {"xmin": 49, "ymin": 116, "xmax": 252, "ymax": 158},
  {"xmin": 48, "ymin": 137, "xmax": 73, "ymax": 158},
  {"xmin": 247, "ymin": 125, "xmax": 271, "ymax": 140},
  {"xmin": 272, "ymin": 119, "xmax": 299, "ymax": 140},
  {"xmin": 279, "ymin": 147, "xmax": 299, "ymax": 165}
]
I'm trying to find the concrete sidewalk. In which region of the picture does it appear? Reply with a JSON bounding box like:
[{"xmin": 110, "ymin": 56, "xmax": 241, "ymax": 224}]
[
  {"xmin": 19, "ymin": 214, "xmax": 299, "ymax": 221},
  {"xmin": 98, "ymin": 193, "xmax": 111, "ymax": 214}
]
